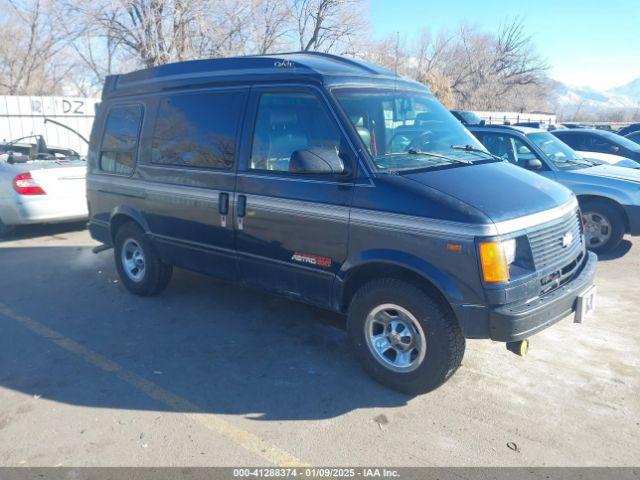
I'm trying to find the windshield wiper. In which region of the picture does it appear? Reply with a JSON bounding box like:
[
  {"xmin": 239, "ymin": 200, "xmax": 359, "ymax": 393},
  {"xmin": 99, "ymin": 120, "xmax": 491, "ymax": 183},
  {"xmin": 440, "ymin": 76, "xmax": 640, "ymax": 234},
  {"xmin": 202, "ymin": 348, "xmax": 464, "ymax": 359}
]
[
  {"xmin": 451, "ymin": 144, "xmax": 504, "ymax": 162},
  {"xmin": 382, "ymin": 150, "xmax": 472, "ymax": 165},
  {"xmin": 553, "ymin": 158, "xmax": 595, "ymax": 167},
  {"xmin": 573, "ymin": 157, "xmax": 598, "ymax": 166}
]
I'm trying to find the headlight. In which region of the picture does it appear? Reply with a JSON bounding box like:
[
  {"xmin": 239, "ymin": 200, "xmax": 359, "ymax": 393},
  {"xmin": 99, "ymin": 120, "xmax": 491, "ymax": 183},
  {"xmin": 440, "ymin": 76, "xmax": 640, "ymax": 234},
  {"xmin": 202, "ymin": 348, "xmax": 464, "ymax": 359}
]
[
  {"xmin": 502, "ymin": 238, "xmax": 516, "ymax": 264},
  {"xmin": 479, "ymin": 239, "xmax": 517, "ymax": 283}
]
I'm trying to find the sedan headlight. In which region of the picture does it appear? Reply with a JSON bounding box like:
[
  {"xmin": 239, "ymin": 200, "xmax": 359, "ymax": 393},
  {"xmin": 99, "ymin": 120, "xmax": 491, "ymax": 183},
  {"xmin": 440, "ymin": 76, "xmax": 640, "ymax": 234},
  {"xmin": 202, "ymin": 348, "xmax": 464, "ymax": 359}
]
[{"xmin": 479, "ymin": 238, "xmax": 517, "ymax": 283}]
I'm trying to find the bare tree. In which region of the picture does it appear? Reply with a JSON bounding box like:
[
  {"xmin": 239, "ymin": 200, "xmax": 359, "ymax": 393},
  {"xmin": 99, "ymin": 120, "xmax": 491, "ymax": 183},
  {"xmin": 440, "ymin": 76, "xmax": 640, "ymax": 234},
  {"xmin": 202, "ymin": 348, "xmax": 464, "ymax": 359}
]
[
  {"xmin": 449, "ymin": 19, "xmax": 549, "ymax": 110},
  {"xmin": 248, "ymin": 0, "xmax": 292, "ymax": 54},
  {"xmin": 2, "ymin": 0, "xmax": 557, "ymax": 117},
  {"xmin": 292, "ymin": 0, "xmax": 368, "ymax": 53},
  {"xmin": 70, "ymin": 0, "xmax": 230, "ymax": 68},
  {"xmin": 55, "ymin": 0, "xmax": 369, "ymax": 79},
  {"xmin": 0, "ymin": 0, "xmax": 70, "ymax": 95}
]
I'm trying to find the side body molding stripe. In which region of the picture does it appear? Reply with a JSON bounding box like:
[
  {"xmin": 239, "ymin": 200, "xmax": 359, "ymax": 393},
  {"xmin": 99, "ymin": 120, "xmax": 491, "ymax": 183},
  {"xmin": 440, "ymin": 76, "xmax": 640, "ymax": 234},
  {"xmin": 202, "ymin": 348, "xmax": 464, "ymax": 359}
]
[
  {"xmin": 351, "ymin": 198, "xmax": 579, "ymax": 238},
  {"xmin": 92, "ymin": 174, "xmax": 579, "ymax": 239}
]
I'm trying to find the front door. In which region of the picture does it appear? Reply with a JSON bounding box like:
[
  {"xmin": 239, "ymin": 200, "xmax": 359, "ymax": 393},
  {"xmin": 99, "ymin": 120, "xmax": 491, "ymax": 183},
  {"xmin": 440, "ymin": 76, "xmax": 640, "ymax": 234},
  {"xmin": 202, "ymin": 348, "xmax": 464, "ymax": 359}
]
[{"xmin": 234, "ymin": 87, "xmax": 355, "ymax": 307}]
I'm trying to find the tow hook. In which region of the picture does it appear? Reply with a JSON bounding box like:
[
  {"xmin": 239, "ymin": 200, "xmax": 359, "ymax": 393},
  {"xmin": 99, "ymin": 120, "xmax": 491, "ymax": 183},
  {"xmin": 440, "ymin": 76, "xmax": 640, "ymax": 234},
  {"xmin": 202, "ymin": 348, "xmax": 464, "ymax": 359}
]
[{"xmin": 506, "ymin": 339, "xmax": 529, "ymax": 357}]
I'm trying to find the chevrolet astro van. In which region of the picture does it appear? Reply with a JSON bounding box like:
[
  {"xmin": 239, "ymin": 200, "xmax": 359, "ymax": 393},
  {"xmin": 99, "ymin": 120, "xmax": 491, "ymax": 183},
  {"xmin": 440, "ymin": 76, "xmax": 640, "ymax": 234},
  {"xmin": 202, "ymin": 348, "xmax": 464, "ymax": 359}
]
[{"xmin": 87, "ymin": 53, "xmax": 597, "ymax": 394}]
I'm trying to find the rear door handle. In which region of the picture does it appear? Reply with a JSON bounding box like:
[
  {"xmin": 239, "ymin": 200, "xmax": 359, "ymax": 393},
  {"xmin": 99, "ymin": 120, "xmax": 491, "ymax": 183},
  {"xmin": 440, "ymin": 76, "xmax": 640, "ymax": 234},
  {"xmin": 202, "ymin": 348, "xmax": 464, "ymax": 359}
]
[
  {"xmin": 218, "ymin": 192, "xmax": 229, "ymax": 227},
  {"xmin": 237, "ymin": 195, "xmax": 246, "ymax": 230},
  {"xmin": 219, "ymin": 192, "xmax": 229, "ymax": 214}
]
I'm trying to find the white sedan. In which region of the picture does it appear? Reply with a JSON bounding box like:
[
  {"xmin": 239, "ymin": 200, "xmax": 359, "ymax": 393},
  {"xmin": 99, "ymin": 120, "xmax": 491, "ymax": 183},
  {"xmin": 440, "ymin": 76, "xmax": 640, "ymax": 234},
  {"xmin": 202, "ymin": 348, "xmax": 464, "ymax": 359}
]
[
  {"xmin": 577, "ymin": 151, "xmax": 640, "ymax": 169},
  {"xmin": 0, "ymin": 142, "xmax": 88, "ymax": 236}
]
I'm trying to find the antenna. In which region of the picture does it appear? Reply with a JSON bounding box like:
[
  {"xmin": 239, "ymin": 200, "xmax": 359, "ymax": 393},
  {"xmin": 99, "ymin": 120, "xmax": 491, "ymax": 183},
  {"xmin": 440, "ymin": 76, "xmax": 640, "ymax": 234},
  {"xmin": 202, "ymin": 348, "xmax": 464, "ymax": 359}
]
[{"xmin": 394, "ymin": 31, "xmax": 400, "ymax": 78}]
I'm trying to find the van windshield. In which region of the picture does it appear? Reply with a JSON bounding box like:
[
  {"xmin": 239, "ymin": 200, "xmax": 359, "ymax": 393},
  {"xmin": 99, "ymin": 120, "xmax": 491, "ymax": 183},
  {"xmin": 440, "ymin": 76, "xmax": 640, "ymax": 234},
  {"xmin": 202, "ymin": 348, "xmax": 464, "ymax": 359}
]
[{"xmin": 333, "ymin": 88, "xmax": 488, "ymax": 172}]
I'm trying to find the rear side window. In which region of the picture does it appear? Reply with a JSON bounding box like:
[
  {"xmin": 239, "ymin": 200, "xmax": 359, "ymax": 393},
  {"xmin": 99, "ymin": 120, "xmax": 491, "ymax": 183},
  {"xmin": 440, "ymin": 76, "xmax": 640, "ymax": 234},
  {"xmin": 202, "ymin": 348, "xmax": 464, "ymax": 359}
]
[
  {"xmin": 556, "ymin": 133, "xmax": 585, "ymax": 150},
  {"xmin": 100, "ymin": 105, "xmax": 142, "ymax": 175},
  {"xmin": 587, "ymin": 135, "xmax": 614, "ymax": 152},
  {"xmin": 151, "ymin": 91, "xmax": 246, "ymax": 169}
]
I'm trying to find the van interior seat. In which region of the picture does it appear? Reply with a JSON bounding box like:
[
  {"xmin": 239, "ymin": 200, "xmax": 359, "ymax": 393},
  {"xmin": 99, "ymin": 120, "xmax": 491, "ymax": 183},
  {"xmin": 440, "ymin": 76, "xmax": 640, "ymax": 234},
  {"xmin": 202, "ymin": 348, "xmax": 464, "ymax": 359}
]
[
  {"xmin": 268, "ymin": 108, "xmax": 309, "ymax": 157},
  {"xmin": 484, "ymin": 136, "xmax": 515, "ymax": 163},
  {"xmin": 252, "ymin": 107, "xmax": 309, "ymax": 169},
  {"xmin": 351, "ymin": 115, "xmax": 372, "ymax": 153},
  {"xmin": 414, "ymin": 112, "xmax": 433, "ymax": 127}
]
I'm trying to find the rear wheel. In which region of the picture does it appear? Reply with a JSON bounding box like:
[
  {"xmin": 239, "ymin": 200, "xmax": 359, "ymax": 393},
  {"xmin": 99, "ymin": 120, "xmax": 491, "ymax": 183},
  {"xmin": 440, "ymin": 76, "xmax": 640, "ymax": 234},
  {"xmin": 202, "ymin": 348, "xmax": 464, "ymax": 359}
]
[
  {"xmin": 581, "ymin": 200, "xmax": 625, "ymax": 253},
  {"xmin": 114, "ymin": 222, "xmax": 173, "ymax": 296},
  {"xmin": 347, "ymin": 278, "xmax": 465, "ymax": 395}
]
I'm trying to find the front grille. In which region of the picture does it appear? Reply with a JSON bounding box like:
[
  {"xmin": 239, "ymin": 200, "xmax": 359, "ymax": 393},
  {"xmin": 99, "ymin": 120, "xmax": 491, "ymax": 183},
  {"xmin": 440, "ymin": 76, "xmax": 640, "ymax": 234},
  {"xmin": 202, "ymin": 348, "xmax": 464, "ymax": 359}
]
[
  {"xmin": 539, "ymin": 251, "xmax": 584, "ymax": 295},
  {"xmin": 528, "ymin": 210, "xmax": 583, "ymax": 271}
]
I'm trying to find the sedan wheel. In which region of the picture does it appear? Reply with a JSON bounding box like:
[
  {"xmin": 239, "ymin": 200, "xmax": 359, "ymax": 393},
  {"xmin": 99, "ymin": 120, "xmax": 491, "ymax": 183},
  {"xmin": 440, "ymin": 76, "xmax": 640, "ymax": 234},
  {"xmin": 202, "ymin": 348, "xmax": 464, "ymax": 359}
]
[
  {"xmin": 584, "ymin": 212, "xmax": 612, "ymax": 249},
  {"xmin": 580, "ymin": 200, "xmax": 625, "ymax": 254}
]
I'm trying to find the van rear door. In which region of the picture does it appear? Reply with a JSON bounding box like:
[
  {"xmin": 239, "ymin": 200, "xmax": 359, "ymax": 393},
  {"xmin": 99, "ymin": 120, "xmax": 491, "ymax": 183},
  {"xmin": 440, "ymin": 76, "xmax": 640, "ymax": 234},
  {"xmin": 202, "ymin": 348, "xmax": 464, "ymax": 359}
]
[{"xmin": 139, "ymin": 89, "xmax": 248, "ymax": 280}]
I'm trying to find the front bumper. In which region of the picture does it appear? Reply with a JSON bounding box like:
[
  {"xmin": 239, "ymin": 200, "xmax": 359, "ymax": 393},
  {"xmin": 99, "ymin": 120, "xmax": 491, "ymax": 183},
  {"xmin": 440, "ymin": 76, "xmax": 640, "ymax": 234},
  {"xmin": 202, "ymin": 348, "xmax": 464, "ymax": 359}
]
[
  {"xmin": 623, "ymin": 204, "xmax": 640, "ymax": 235},
  {"xmin": 454, "ymin": 251, "xmax": 597, "ymax": 342},
  {"xmin": 489, "ymin": 251, "xmax": 597, "ymax": 341}
]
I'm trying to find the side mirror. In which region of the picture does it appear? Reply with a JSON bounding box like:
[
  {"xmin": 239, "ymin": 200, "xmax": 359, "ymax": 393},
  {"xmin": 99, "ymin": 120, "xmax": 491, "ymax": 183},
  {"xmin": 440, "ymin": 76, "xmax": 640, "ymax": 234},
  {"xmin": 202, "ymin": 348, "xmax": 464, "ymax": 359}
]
[
  {"xmin": 289, "ymin": 147, "xmax": 345, "ymax": 175},
  {"xmin": 526, "ymin": 158, "xmax": 543, "ymax": 170},
  {"xmin": 479, "ymin": 120, "xmax": 486, "ymax": 126}
]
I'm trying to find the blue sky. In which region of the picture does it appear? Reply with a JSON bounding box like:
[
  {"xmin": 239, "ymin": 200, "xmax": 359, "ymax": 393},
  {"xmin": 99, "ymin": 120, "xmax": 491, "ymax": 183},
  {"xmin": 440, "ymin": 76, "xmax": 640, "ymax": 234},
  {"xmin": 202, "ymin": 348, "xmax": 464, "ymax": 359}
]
[{"xmin": 370, "ymin": 0, "xmax": 640, "ymax": 91}]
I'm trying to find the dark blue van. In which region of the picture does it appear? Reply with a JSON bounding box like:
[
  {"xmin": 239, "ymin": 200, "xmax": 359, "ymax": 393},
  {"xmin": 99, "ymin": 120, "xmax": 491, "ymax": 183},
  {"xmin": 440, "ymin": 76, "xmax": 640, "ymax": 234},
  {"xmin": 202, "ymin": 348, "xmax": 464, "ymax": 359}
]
[{"xmin": 87, "ymin": 53, "xmax": 597, "ymax": 394}]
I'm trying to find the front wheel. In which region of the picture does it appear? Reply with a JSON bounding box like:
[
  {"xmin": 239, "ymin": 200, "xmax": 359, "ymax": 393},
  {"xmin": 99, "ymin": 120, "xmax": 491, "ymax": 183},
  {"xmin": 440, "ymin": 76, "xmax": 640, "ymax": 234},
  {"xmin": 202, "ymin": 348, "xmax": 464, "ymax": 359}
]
[
  {"xmin": 114, "ymin": 222, "xmax": 173, "ymax": 296},
  {"xmin": 581, "ymin": 201, "xmax": 625, "ymax": 253},
  {"xmin": 347, "ymin": 279, "xmax": 465, "ymax": 395}
]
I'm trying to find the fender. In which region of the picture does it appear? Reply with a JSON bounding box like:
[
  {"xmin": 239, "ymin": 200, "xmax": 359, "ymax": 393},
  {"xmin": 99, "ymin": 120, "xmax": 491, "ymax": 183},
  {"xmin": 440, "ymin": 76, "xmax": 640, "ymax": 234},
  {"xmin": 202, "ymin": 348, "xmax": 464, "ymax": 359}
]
[
  {"xmin": 570, "ymin": 184, "xmax": 637, "ymax": 207},
  {"xmin": 109, "ymin": 205, "xmax": 151, "ymax": 240},
  {"xmin": 336, "ymin": 248, "xmax": 466, "ymax": 307}
]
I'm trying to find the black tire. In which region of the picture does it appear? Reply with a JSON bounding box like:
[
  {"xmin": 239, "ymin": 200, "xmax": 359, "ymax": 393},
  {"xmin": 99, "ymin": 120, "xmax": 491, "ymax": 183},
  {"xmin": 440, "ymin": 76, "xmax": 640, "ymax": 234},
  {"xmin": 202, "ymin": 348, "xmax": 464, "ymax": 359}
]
[
  {"xmin": 581, "ymin": 200, "xmax": 625, "ymax": 254},
  {"xmin": 113, "ymin": 222, "xmax": 173, "ymax": 296},
  {"xmin": 347, "ymin": 278, "xmax": 465, "ymax": 395}
]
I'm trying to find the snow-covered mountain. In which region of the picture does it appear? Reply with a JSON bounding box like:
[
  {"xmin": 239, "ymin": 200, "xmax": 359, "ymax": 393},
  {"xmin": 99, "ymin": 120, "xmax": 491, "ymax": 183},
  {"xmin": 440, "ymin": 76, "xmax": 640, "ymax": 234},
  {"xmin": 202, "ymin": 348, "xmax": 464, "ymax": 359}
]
[
  {"xmin": 609, "ymin": 78, "xmax": 640, "ymax": 99},
  {"xmin": 553, "ymin": 77, "xmax": 640, "ymax": 112}
]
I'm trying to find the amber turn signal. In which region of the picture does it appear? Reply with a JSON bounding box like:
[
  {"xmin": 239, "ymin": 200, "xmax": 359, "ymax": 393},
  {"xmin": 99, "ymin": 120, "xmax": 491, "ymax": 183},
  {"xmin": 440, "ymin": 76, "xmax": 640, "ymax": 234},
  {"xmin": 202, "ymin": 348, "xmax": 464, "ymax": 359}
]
[
  {"xmin": 446, "ymin": 243, "xmax": 463, "ymax": 252},
  {"xmin": 479, "ymin": 241, "xmax": 510, "ymax": 283}
]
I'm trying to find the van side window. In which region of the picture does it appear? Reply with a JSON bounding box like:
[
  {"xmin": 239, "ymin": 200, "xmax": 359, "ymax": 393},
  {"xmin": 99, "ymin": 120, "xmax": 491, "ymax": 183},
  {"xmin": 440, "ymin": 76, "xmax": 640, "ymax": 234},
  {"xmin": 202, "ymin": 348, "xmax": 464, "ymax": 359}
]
[
  {"xmin": 250, "ymin": 92, "xmax": 341, "ymax": 172},
  {"xmin": 151, "ymin": 92, "xmax": 245, "ymax": 169},
  {"xmin": 100, "ymin": 105, "xmax": 142, "ymax": 175}
]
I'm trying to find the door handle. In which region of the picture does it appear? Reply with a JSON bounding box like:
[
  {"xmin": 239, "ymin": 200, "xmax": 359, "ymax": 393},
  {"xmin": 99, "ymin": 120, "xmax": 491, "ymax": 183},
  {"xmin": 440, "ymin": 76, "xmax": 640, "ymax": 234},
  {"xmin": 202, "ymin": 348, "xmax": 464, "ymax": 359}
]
[
  {"xmin": 237, "ymin": 195, "xmax": 246, "ymax": 217},
  {"xmin": 218, "ymin": 192, "xmax": 229, "ymax": 227},
  {"xmin": 219, "ymin": 192, "xmax": 229, "ymax": 215},
  {"xmin": 237, "ymin": 195, "xmax": 246, "ymax": 230}
]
